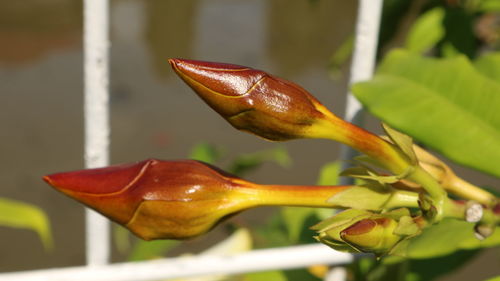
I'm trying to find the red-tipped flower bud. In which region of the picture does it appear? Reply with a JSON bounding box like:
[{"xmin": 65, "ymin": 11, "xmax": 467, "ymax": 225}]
[
  {"xmin": 44, "ymin": 159, "xmax": 248, "ymax": 240},
  {"xmin": 169, "ymin": 58, "xmax": 340, "ymax": 141},
  {"xmin": 45, "ymin": 159, "xmax": 350, "ymax": 240}
]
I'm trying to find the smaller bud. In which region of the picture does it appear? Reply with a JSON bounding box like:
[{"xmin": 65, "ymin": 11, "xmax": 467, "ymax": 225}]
[
  {"xmin": 313, "ymin": 210, "xmax": 404, "ymax": 255},
  {"xmin": 340, "ymin": 217, "xmax": 401, "ymax": 254}
]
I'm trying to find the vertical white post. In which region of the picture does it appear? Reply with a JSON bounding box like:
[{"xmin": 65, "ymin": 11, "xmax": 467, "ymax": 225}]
[
  {"xmin": 340, "ymin": 0, "xmax": 384, "ymax": 184},
  {"xmin": 84, "ymin": 0, "xmax": 111, "ymax": 266}
]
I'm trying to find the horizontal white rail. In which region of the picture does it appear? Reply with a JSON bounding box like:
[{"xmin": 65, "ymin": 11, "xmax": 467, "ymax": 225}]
[{"xmin": 0, "ymin": 244, "xmax": 354, "ymax": 281}]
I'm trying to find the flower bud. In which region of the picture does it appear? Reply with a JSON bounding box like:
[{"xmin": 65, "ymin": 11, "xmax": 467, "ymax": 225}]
[
  {"xmin": 340, "ymin": 217, "xmax": 401, "ymax": 254},
  {"xmin": 313, "ymin": 210, "xmax": 404, "ymax": 255},
  {"xmin": 169, "ymin": 59, "xmax": 412, "ymax": 175},
  {"xmin": 169, "ymin": 58, "xmax": 340, "ymax": 141},
  {"xmin": 44, "ymin": 159, "xmax": 249, "ymax": 240},
  {"xmin": 44, "ymin": 159, "xmax": 350, "ymax": 240}
]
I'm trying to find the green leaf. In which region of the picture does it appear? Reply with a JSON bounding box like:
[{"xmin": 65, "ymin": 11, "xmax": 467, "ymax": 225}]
[
  {"xmin": 441, "ymin": 8, "xmax": 476, "ymax": 58},
  {"xmin": 478, "ymin": 0, "xmax": 500, "ymax": 12},
  {"xmin": 327, "ymin": 185, "xmax": 396, "ymax": 211},
  {"xmin": 353, "ymin": 49, "xmax": 500, "ymax": 177},
  {"xmin": 382, "ymin": 124, "xmax": 417, "ymax": 164},
  {"xmin": 484, "ymin": 276, "xmax": 500, "ymax": 281},
  {"xmin": 474, "ymin": 52, "xmax": 500, "ymax": 82},
  {"xmin": 114, "ymin": 225, "xmax": 132, "ymax": 254},
  {"xmin": 244, "ymin": 271, "xmax": 288, "ymax": 281},
  {"xmin": 281, "ymin": 207, "xmax": 316, "ymax": 243},
  {"xmin": 128, "ymin": 239, "xmax": 179, "ymax": 261},
  {"xmin": 228, "ymin": 146, "xmax": 291, "ymax": 177},
  {"xmin": 311, "ymin": 209, "xmax": 372, "ymax": 232},
  {"xmin": 405, "ymin": 7, "xmax": 445, "ymax": 54},
  {"xmin": 0, "ymin": 197, "xmax": 52, "ymax": 249},
  {"xmin": 316, "ymin": 161, "xmax": 340, "ymax": 186},
  {"xmin": 360, "ymin": 250, "xmax": 480, "ymax": 281},
  {"xmin": 391, "ymin": 218, "xmax": 500, "ymax": 258},
  {"xmin": 329, "ymin": 34, "xmax": 354, "ymax": 78},
  {"xmin": 189, "ymin": 142, "xmax": 223, "ymax": 164}
]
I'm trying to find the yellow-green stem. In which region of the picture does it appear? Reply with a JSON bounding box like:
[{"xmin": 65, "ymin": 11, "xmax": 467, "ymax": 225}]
[
  {"xmin": 385, "ymin": 190, "xmax": 420, "ymax": 209},
  {"xmin": 318, "ymin": 116, "xmax": 447, "ymax": 220},
  {"xmin": 448, "ymin": 177, "xmax": 498, "ymax": 207},
  {"xmin": 246, "ymin": 184, "xmax": 352, "ymax": 208}
]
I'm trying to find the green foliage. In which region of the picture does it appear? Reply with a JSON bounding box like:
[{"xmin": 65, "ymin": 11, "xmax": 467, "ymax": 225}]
[
  {"xmin": 484, "ymin": 276, "xmax": 500, "ymax": 281},
  {"xmin": 441, "ymin": 7, "xmax": 477, "ymax": 58},
  {"xmin": 478, "ymin": 0, "xmax": 500, "ymax": 12},
  {"xmin": 351, "ymin": 250, "xmax": 479, "ymax": 281},
  {"xmin": 405, "ymin": 7, "xmax": 445, "ymax": 54},
  {"xmin": 128, "ymin": 239, "xmax": 179, "ymax": 261},
  {"xmin": 353, "ymin": 49, "xmax": 500, "ymax": 177},
  {"xmin": 316, "ymin": 161, "xmax": 340, "ymax": 186},
  {"xmin": 189, "ymin": 142, "xmax": 224, "ymax": 164},
  {"xmin": 392, "ymin": 219, "xmax": 500, "ymax": 258},
  {"xmin": 243, "ymin": 271, "xmax": 288, "ymax": 281},
  {"xmin": 0, "ymin": 197, "xmax": 52, "ymax": 249},
  {"xmin": 228, "ymin": 146, "xmax": 291, "ymax": 176},
  {"xmin": 475, "ymin": 52, "xmax": 500, "ymax": 81}
]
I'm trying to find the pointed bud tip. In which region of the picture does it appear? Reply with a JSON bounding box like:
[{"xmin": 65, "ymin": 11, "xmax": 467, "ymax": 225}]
[
  {"xmin": 168, "ymin": 58, "xmax": 249, "ymax": 71},
  {"xmin": 43, "ymin": 160, "xmax": 150, "ymax": 194}
]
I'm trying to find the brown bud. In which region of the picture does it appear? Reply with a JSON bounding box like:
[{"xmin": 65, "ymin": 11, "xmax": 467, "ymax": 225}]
[{"xmin": 169, "ymin": 58, "xmax": 339, "ymax": 141}]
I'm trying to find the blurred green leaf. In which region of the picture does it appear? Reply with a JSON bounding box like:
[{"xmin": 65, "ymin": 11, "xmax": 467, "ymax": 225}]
[
  {"xmin": 441, "ymin": 8, "xmax": 477, "ymax": 58},
  {"xmin": 329, "ymin": 34, "xmax": 354, "ymax": 78},
  {"xmin": 316, "ymin": 161, "xmax": 340, "ymax": 186},
  {"xmin": 244, "ymin": 271, "xmax": 288, "ymax": 281},
  {"xmin": 228, "ymin": 146, "xmax": 291, "ymax": 177},
  {"xmin": 484, "ymin": 276, "xmax": 500, "ymax": 281},
  {"xmin": 391, "ymin": 219, "xmax": 500, "ymax": 258},
  {"xmin": 353, "ymin": 249, "xmax": 479, "ymax": 281},
  {"xmin": 404, "ymin": 250, "xmax": 479, "ymax": 281},
  {"xmin": 478, "ymin": 0, "xmax": 500, "ymax": 12},
  {"xmin": 314, "ymin": 161, "xmax": 341, "ymax": 219},
  {"xmin": 474, "ymin": 52, "xmax": 500, "ymax": 82},
  {"xmin": 281, "ymin": 207, "xmax": 316, "ymax": 243},
  {"xmin": 189, "ymin": 142, "xmax": 223, "ymax": 164},
  {"xmin": 128, "ymin": 239, "xmax": 179, "ymax": 261},
  {"xmin": 405, "ymin": 7, "xmax": 445, "ymax": 54},
  {"xmin": 0, "ymin": 197, "xmax": 52, "ymax": 249},
  {"xmin": 353, "ymin": 49, "xmax": 500, "ymax": 177},
  {"xmin": 114, "ymin": 225, "xmax": 131, "ymax": 254}
]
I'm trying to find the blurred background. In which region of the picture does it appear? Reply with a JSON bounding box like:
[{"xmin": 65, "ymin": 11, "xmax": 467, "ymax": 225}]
[{"xmin": 0, "ymin": 0, "xmax": 498, "ymax": 280}]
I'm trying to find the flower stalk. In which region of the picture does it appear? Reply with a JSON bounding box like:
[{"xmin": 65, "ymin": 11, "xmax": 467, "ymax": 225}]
[
  {"xmin": 169, "ymin": 58, "xmax": 449, "ymax": 220},
  {"xmin": 43, "ymin": 158, "xmax": 359, "ymax": 240}
]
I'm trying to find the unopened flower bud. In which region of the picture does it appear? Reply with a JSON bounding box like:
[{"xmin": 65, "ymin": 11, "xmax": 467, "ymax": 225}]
[
  {"xmin": 169, "ymin": 58, "xmax": 411, "ymax": 175},
  {"xmin": 169, "ymin": 58, "xmax": 344, "ymax": 141},
  {"xmin": 44, "ymin": 159, "xmax": 349, "ymax": 240},
  {"xmin": 313, "ymin": 210, "xmax": 404, "ymax": 255},
  {"xmin": 340, "ymin": 217, "xmax": 401, "ymax": 254}
]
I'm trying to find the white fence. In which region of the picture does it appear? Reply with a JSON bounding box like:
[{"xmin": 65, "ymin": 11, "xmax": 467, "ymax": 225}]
[{"xmin": 0, "ymin": 0, "xmax": 383, "ymax": 280}]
